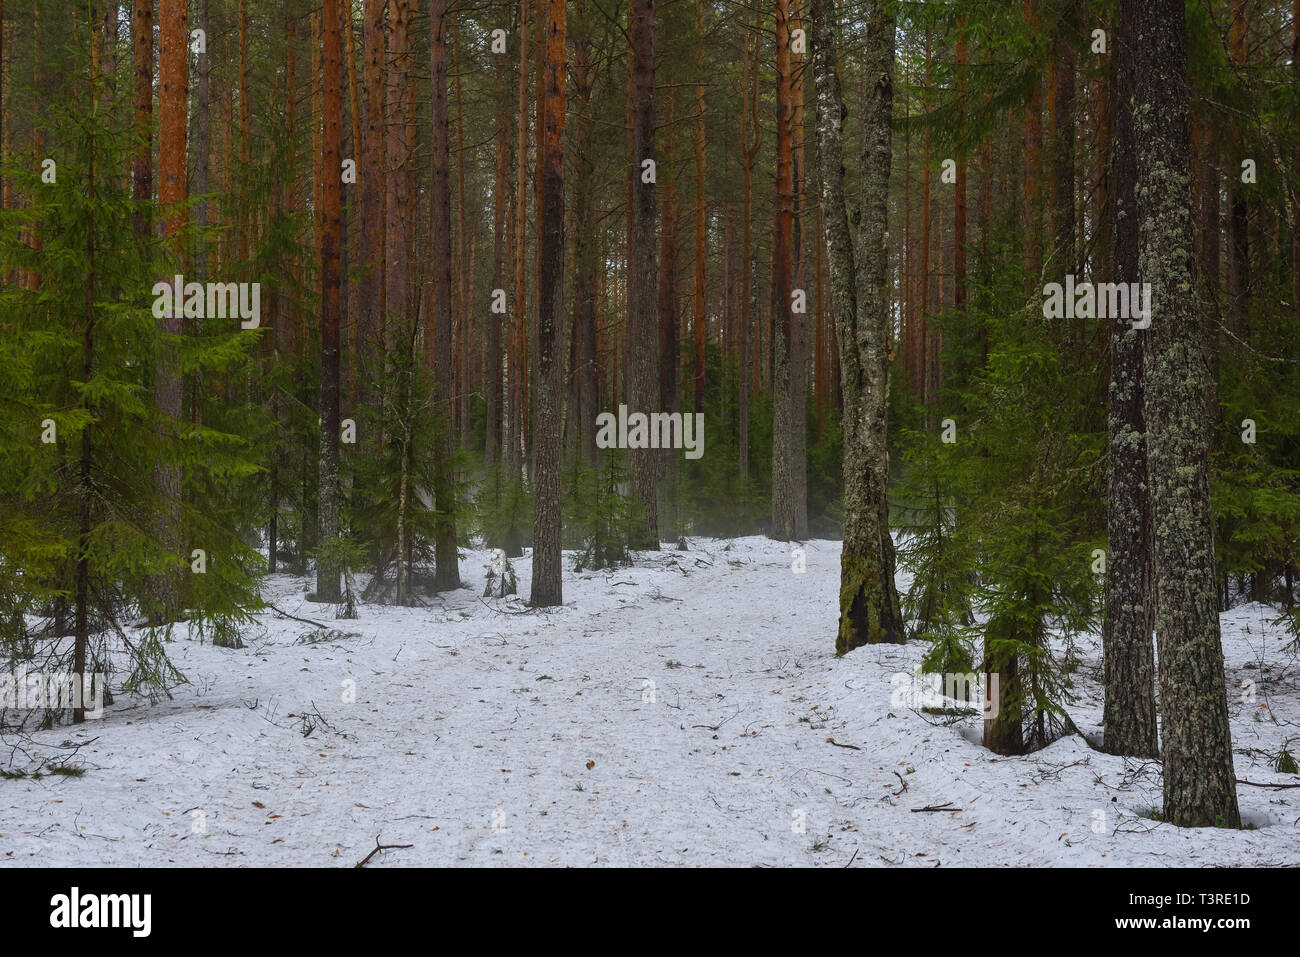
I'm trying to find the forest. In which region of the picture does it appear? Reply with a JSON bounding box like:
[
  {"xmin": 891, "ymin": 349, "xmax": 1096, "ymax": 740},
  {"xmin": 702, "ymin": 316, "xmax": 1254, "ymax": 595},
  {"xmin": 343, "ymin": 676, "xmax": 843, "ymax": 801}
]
[{"xmin": 0, "ymin": 0, "xmax": 1298, "ymax": 868}]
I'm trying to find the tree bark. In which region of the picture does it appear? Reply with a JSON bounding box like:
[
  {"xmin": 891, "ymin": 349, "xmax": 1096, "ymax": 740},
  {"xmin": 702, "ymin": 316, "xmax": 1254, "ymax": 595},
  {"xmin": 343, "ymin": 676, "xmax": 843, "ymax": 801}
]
[
  {"xmin": 132, "ymin": 0, "xmax": 153, "ymax": 238},
  {"xmin": 770, "ymin": 0, "xmax": 807, "ymax": 541},
  {"xmin": 531, "ymin": 0, "xmax": 567, "ymax": 607},
  {"xmin": 627, "ymin": 0, "xmax": 659, "ymax": 549},
  {"xmin": 360, "ymin": 0, "xmax": 385, "ymax": 392},
  {"xmin": 691, "ymin": 0, "xmax": 707, "ymax": 415},
  {"xmin": 1129, "ymin": 0, "xmax": 1240, "ymax": 828},
  {"xmin": 429, "ymin": 0, "xmax": 460, "ymax": 590},
  {"xmin": 571, "ymin": 13, "xmax": 599, "ymax": 463},
  {"xmin": 154, "ymin": 0, "xmax": 187, "ymax": 624},
  {"xmin": 1226, "ymin": 0, "xmax": 1249, "ymax": 336},
  {"xmin": 1023, "ymin": 0, "xmax": 1043, "ymax": 282},
  {"xmin": 486, "ymin": 6, "xmax": 511, "ymax": 470},
  {"xmin": 1102, "ymin": 0, "xmax": 1159, "ymax": 758},
  {"xmin": 738, "ymin": 19, "xmax": 760, "ymax": 481},
  {"xmin": 811, "ymin": 0, "xmax": 903, "ymax": 653},
  {"xmin": 316, "ymin": 0, "xmax": 344, "ymax": 604},
  {"xmin": 507, "ymin": 0, "xmax": 531, "ymax": 482}
]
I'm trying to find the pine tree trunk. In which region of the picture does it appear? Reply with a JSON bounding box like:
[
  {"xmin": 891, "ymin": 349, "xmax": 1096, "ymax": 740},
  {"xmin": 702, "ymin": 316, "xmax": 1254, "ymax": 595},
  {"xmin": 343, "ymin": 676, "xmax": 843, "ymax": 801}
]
[
  {"xmin": 691, "ymin": 0, "xmax": 707, "ymax": 416},
  {"xmin": 811, "ymin": 0, "xmax": 903, "ymax": 653},
  {"xmin": 75, "ymin": 27, "xmax": 102, "ymax": 723},
  {"xmin": 154, "ymin": 0, "xmax": 187, "ymax": 624},
  {"xmin": 571, "ymin": 14, "xmax": 599, "ymax": 463},
  {"xmin": 627, "ymin": 0, "xmax": 659, "ymax": 549},
  {"xmin": 770, "ymin": 0, "xmax": 806, "ymax": 542},
  {"xmin": 739, "ymin": 23, "xmax": 760, "ymax": 481},
  {"xmin": 1129, "ymin": 0, "xmax": 1241, "ymax": 828},
  {"xmin": 193, "ymin": 0, "xmax": 209, "ymax": 272},
  {"xmin": 360, "ymin": 0, "xmax": 385, "ymax": 393},
  {"xmin": 1197, "ymin": 122, "xmax": 1221, "ymax": 449},
  {"xmin": 919, "ymin": 31, "xmax": 933, "ymax": 406},
  {"xmin": 238, "ymin": 0, "xmax": 250, "ymax": 265},
  {"xmin": 429, "ymin": 0, "xmax": 460, "ymax": 590},
  {"xmin": 1051, "ymin": 37, "xmax": 1075, "ymax": 276},
  {"xmin": 453, "ymin": 21, "xmax": 471, "ymax": 445},
  {"xmin": 1227, "ymin": 0, "xmax": 1249, "ymax": 336},
  {"xmin": 0, "ymin": 0, "xmax": 4, "ymax": 216},
  {"xmin": 954, "ymin": 24, "xmax": 967, "ymax": 316},
  {"xmin": 315, "ymin": 0, "xmax": 344, "ymax": 604},
  {"xmin": 1293, "ymin": 0, "xmax": 1299, "ymax": 334},
  {"xmin": 658, "ymin": 89, "xmax": 679, "ymax": 457},
  {"xmin": 1102, "ymin": 0, "xmax": 1158, "ymax": 758},
  {"xmin": 486, "ymin": 10, "xmax": 511, "ymax": 470},
  {"xmin": 132, "ymin": 0, "xmax": 152, "ymax": 237},
  {"xmin": 1023, "ymin": 0, "xmax": 1043, "ymax": 282},
  {"xmin": 507, "ymin": 0, "xmax": 531, "ymax": 483},
  {"xmin": 531, "ymin": 0, "xmax": 566, "ymax": 607}
]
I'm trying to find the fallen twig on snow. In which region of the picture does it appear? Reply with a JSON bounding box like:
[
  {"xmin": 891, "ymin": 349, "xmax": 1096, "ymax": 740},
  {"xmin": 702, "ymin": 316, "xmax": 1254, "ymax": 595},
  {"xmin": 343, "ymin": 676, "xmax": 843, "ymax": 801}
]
[
  {"xmin": 355, "ymin": 834, "xmax": 414, "ymax": 868},
  {"xmin": 267, "ymin": 602, "xmax": 327, "ymax": 629},
  {"xmin": 1236, "ymin": 778, "xmax": 1300, "ymax": 789}
]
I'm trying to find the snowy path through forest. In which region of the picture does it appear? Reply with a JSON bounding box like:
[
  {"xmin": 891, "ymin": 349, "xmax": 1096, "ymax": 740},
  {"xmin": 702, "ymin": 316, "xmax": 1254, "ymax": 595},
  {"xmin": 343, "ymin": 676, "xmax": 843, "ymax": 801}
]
[{"xmin": 2, "ymin": 537, "xmax": 1297, "ymax": 867}]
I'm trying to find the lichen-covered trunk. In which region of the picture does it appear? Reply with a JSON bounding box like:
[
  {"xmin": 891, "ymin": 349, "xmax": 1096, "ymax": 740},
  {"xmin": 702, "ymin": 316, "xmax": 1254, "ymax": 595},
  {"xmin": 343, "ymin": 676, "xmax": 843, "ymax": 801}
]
[
  {"xmin": 1129, "ymin": 0, "xmax": 1240, "ymax": 828},
  {"xmin": 811, "ymin": 0, "xmax": 902, "ymax": 654},
  {"xmin": 1102, "ymin": 0, "xmax": 1158, "ymax": 758}
]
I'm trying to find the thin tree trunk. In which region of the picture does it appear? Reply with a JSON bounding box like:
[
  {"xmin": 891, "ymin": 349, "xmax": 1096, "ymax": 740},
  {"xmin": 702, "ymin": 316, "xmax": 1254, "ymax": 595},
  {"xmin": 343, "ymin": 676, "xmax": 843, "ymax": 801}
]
[
  {"xmin": 770, "ymin": 0, "xmax": 806, "ymax": 541},
  {"xmin": 453, "ymin": 19, "xmax": 470, "ymax": 445},
  {"xmin": 571, "ymin": 12, "xmax": 599, "ymax": 463},
  {"xmin": 193, "ymin": 0, "xmax": 209, "ymax": 272},
  {"xmin": 316, "ymin": 0, "xmax": 344, "ymax": 604},
  {"xmin": 627, "ymin": 0, "xmax": 659, "ymax": 549},
  {"xmin": 739, "ymin": 20, "xmax": 760, "ymax": 481},
  {"xmin": 486, "ymin": 6, "xmax": 511, "ymax": 469},
  {"xmin": 361, "ymin": 0, "xmax": 385, "ymax": 396},
  {"xmin": 531, "ymin": 0, "xmax": 566, "ymax": 607},
  {"xmin": 132, "ymin": 0, "xmax": 153, "ymax": 239},
  {"xmin": 429, "ymin": 0, "xmax": 460, "ymax": 590},
  {"xmin": 1023, "ymin": 0, "xmax": 1043, "ymax": 282},
  {"xmin": 692, "ymin": 0, "xmax": 707, "ymax": 415},
  {"xmin": 1227, "ymin": 0, "xmax": 1249, "ymax": 336},
  {"xmin": 1292, "ymin": 0, "xmax": 1299, "ymax": 334},
  {"xmin": 154, "ymin": 0, "xmax": 187, "ymax": 624},
  {"xmin": 954, "ymin": 23, "xmax": 967, "ymax": 317},
  {"xmin": 507, "ymin": 0, "xmax": 531, "ymax": 484}
]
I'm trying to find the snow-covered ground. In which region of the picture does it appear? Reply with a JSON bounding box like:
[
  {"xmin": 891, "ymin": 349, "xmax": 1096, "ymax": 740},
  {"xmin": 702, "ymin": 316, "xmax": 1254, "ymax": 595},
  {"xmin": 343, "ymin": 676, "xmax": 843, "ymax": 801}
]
[{"xmin": 2, "ymin": 536, "xmax": 1297, "ymax": 866}]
